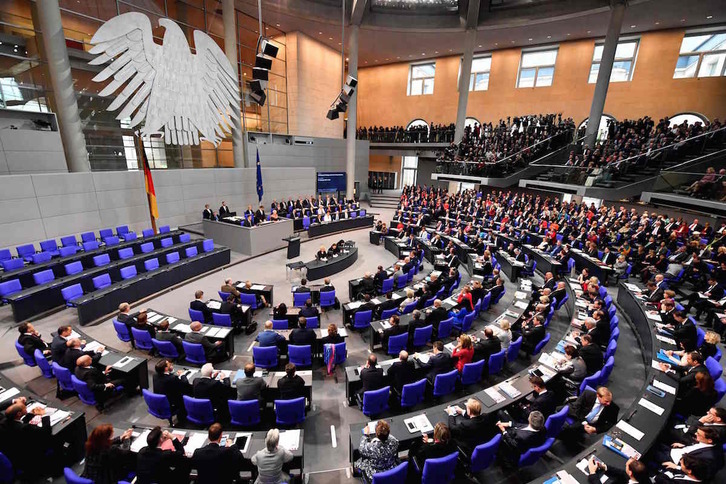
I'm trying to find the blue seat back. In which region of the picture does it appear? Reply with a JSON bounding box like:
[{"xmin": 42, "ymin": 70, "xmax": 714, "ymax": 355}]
[
  {"xmin": 116, "ymin": 225, "xmax": 129, "ymax": 235},
  {"xmin": 122, "ymin": 232, "xmax": 137, "ymax": 241},
  {"xmin": 519, "ymin": 438, "xmax": 555, "ymax": 467},
  {"xmin": 705, "ymin": 356, "xmax": 723, "ymax": 380},
  {"xmin": 0, "ymin": 248, "xmax": 11, "ymax": 261},
  {"xmin": 142, "ymin": 389, "xmax": 172, "ymax": 420},
  {"xmin": 104, "ymin": 236, "xmax": 120, "ymax": 246},
  {"xmin": 93, "ymin": 254, "xmax": 110, "ymax": 266},
  {"xmin": 354, "ymin": 310, "xmax": 373, "ymax": 329},
  {"xmin": 239, "ymin": 292, "xmax": 257, "ymax": 309},
  {"xmin": 332, "ymin": 342, "xmax": 347, "ymax": 365},
  {"xmin": 396, "ymin": 275, "xmax": 407, "ymax": 289},
  {"xmin": 182, "ymin": 341, "xmax": 207, "ymax": 365},
  {"xmin": 371, "ymin": 461, "xmax": 408, "ymax": 484},
  {"xmin": 131, "ymin": 328, "xmax": 153, "ymax": 350},
  {"xmin": 112, "ymin": 318, "xmax": 132, "ymax": 342},
  {"xmin": 183, "ymin": 396, "xmax": 214, "ymax": 425},
  {"xmin": 1, "ymin": 258, "xmax": 23, "ymax": 271},
  {"xmin": 275, "ymin": 397, "xmax": 306, "ymax": 425},
  {"xmin": 81, "ymin": 232, "xmax": 96, "ymax": 243},
  {"xmin": 179, "ymin": 233, "xmax": 191, "ymax": 243},
  {"xmin": 61, "ymin": 283, "xmax": 83, "ymax": 304},
  {"xmin": 159, "ymin": 225, "xmax": 171, "ymax": 233},
  {"xmin": 470, "ymin": 434, "xmax": 502, "ymax": 473},
  {"xmin": 488, "ymin": 348, "xmax": 506, "ymax": 375},
  {"xmin": 99, "ymin": 228, "xmax": 113, "ymax": 239},
  {"xmin": 33, "ymin": 269, "xmax": 55, "ymax": 285},
  {"xmin": 600, "ymin": 356, "xmax": 615, "ymax": 384},
  {"xmin": 289, "ymin": 345, "xmax": 312, "ymax": 367},
  {"xmin": 120, "ymin": 265, "xmax": 137, "ymax": 280},
  {"xmin": 580, "ymin": 371, "xmax": 602, "ymax": 395},
  {"xmin": 400, "ymin": 378, "xmax": 426, "ymax": 408},
  {"xmin": 437, "ymin": 317, "xmax": 454, "ymax": 339},
  {"xmin": 185, "ymin": 246, "xmax": 198, "ymax": 258},
  {"xmin": 166, "ymin": 252, "xmax": 180, "ymax": 264},
  {"xmin": 144, "ymin": 258, "xmax": 159, "ymax": 271},
  {"xmin": 604, "ymin": 340, "xmax": 617, "ymax": 361},
  {"xmin": 152, "ymin": 338, "xmax": 180, "ymax": 359},
  {"xmin": 412, "ymin": 325, "xmax": 433, "ymax": 347},
  {"xmin": 507, "ymin": 336, "xmax": 523, "ymax": 362},
  {"xmin": 142, "ymin": 229, "xmax": 154, "ymax": 238},
  {"xmin": 272, "ymin": 319, "xmax": 289, "ymax": 329},
  {"xmin": 188, "ymin": 308, "xmax": 205, "ymax": 322},
  {"xmin": 203, "ymin": 239, "xmax": 214, "ymax": 252},
  {"xmin": 305, "ymin": 316, "xmax": 319, "ymax": 328},
  {"xmin": 33, "ymin": 349, "xmax": 53, "ymax": 378},
  {"xmin": 387, "ymin": 332, "xmax": 408, "ymax": 356},
  {"xmin": 82, "ymin": 240, "xmax": 99, "ymax": 251},
  {"xmin": 459, "ymin": 311, "xmax": 475, "ymax": 332},
  {"xmin": 140, "ymin": 242, "xmax": 154, "ymax": 253},
  {"xmin": 64, "ymin": 467, "xmax": 93, "ymax": 484},
  {"xmin": 461, "ymin": 359, "xmax": 485, "ymax": 385},
  {"xmin": 64, "ymin": 261, "xmax": 83, "ymax": 275},
  {"xmin": 229, "ymin": 400, "xmax": 261, "ymax": 427},
  {"xmin": 319, "ymin": 290, "xmax": 336, "ymax": 307},
  {"xmin": 381, "ymin": 307, "xmax": 399, "ymax": 320},
  {"xmin": 71, "ymin": 374, "xmax": 96, "ymax": 405},
  {"xmin": 16, "ymin": 244, "xmax": 35, "ymax": 259},
  {"xmin": 433, "ymin": 369, "xmax": 458, "ymax": 397},
  {"xmin": 160, "ymin": 237, "xmax": 173, "ymax": 248},
  {"xmin": 715, "ymin": 378, "xmax": 726, "ymax": 402},
  {"xmin": 253, "ymin": 345, "xmax": 278, "ymax": 368},
  {"xmin": 15, "ymin": 341, "xmax": 36, "ymax": 366},
  {"xmin": 696, "ymin": 327, "xmax": 706, "ymax": 348},
  {"xmin": 212, "ymin": 313, "xmax": 232, "ymax": 327},
  {"xmin": 381, "ymin": 277, "xmax": 394, "ymax": 293},
  {"xmin": 0, "ymin": 279, "xmax": 22, "ymax": 298},
  {"xmin": 402, "ymin": 300, "xmax": 418, "ymax": 315},
  {"xmin": 532, "ymin": 333, "xmax": 550, "ymax": 356},
  {"xmin": 362, "ymin": 386, "xmax": 390, "ymax": 416},
  {"xmin": 219, "ymin": 290, "xmax": 231, "ymax": 301},
  {"xmin": 293, "ymin": 292, "xmax": 309, "ymax": 307},
  {"xmin": 118, "ymin": 248, "xmax": 134, "ymax": 260},
  {"xmin": 93, "ymin": 273, "xmax": 112, "ymax": 290},
  {"xmin": 52, "ymin": 362, "xmax": 74, "ymax": 391},
  {"xmin": 492, "ymin": 286, "xmax": 506, "ymax": 304},
  {"xmin": 545, "ymin": 405, "xmax": 569, "ymax": 439},
  {"xmin": 61, "ymin": 235, "xmax": 78, "ymax": 248},
  {"xmin": 421, "ymin": 451, "xmax": 458, "ymax": 484},
  {"xmin": 39, "ymin": 239, "xmax": 58, "ymax": 253},
  {"xmin": 481, "ymin": 292, "xmax": 492, "ymax": 312}
]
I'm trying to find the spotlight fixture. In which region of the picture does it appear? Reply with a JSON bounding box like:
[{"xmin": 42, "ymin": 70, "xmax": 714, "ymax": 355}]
[
  {"xmin": 249, "ymin": 37, "xmax": 278, "ymax": 107},
  {"xmin": 255, "ymin": 54, "xmax": 272, "ymax": 70},
  {"xmin": 325, "ymin": 75, "xmax": 358, "ymax": 120},
  {"xmin": 326, "ymin": 109, "xmax": 339, "ymax": 120}
]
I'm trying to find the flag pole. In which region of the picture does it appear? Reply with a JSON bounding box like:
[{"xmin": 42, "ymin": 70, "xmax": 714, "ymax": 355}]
[{"xmin": 135, "ymin": 134, "xmax": 157, "ymax": 234}]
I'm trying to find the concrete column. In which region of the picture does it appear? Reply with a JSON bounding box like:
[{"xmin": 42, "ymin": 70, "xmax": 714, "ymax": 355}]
[
  {"xmin": 454, "ymin": 29, "xmax": 477, "ymax": 143},
  {"xmin": 222, "ymin": 0, "xmax": 247, "ymax": 167},
  {"xmin": 585, "ymin": 0, "xmax": 626, "ymax": 148},
  {"xmin": 35, "ymin": 0, "xmax": 89, "ymax": 172},
  {"xmin": 345, "ymin": 24, "xmax": 359, "ymax": 200}
]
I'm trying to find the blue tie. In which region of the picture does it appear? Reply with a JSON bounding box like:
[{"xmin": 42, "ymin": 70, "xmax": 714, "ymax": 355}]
[{"xmin": 586, "ymin": 402, "xmax": 602, "ymax": 423}]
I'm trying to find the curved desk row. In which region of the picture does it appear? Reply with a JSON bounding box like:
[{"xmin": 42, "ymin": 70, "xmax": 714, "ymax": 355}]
[
  {"xmin": 307, "ymin": 215, "xmax": 374, "ymax": 238},
  {"xmin": 304, "ymin": 246, "xmax": 358, "ymax": 281},
  {"xmin": 528, "ymin": 281, "xmax": 680, "ymax": 483}
]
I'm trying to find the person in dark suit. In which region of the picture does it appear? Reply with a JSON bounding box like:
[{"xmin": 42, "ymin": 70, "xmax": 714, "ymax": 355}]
[
  {"xmin": 655, "ymin": 454, "xmax": 712, "ymax": 484},
  {"xmin": 407, "ymin": 423, "xmax": 458, "ymax": 471},
  {"xmin": 376, "ymin": 292, "xmax": 399, "ymax": 319},
  {"xmin": 660, "ymin": 352, "xmax": 708, "ymax": 393},
  {"xmin": 277, "ymin": 363, "xmax": 306, "ymax": 400},
  {"xmin": 359, "ymin": 272, "xmax": 377, "ymax": 298},
  {"xmin": 558, "ymin": 387, "xmax": 619, "ymax": 447},
  {"xmin": 51, "ymin": 325, "xmax": 73, "ymax": 363},
  {"xmin": 185, "ymin": 322, "xmax": 225, "ymax": 362},
  {"xmin": 654, "ymin": 426, "xmax": 723, "ymax": 482},
  {"xmin": 152, "ymin": 359, "xmax": 191, "ymax": 420},
  {"xmin": 62, "ymin": 338, "xmax": 102, "ymax": 370},
  {"xmin": 294, "ymin": 279, "xmax": 311, "ymax": 293},
  {"xmin": 192, "ymin": 363, "xmax": 233, "ymax": 422},
  {"xmin": 357, "ymin": 354, "xmax": 385, "ymax": 402},
  {"xmin": 448, "ymin": 398, "xmax": 498, "ymax": 456},
  {"xmin": 218, "ymin": 294, "xmax": 246, "ymax": 328},
  {"xmin": 315, "ymin": 245, "xmax": 329, "ymax": 260},
  {"xmin": 202, "ymin": 204, "xmax": 215, "ymax": 220},
  {"xmin": 75, "ymin": 355, "xmax": 125, "ymax": 408},
  {"xmin": 387, "ymin": 350, "xmax": 416, "ymax": 397},
  {"xmin": 685, "ymin": 277, "xmax": 724, "ymax": 320},
  {"xmin": 321, "ymin": 323, "xmax": 345, "ymax": 346},
  {"xmin": 0, "ymin": 401, "xmax": 55, "ymax": 479},
  {"xmin": 496, "ymin": 411, "xmax": 547, "ymax": 467},
  {"xmin": 154, "ymin": 320, "xmax": 185, "ymax": 356},
  {"xmin": 242, "ymin": 213, "xmax": 255, "ymax": 227},
  {"xmin": 520, "ymin": 316, "xmax": 546, "ymax": 354},
  {"xmin": 584, "ymin": 456, "xmax": 650, "ymax": 484},
  {"xmin": 254, "ymin": 205, "xmax": 266, "ymax": 224},
  {"xmin": 513, "ymin": 376, "xmax": 558, "ymax": 421},
  {"xmin": 406, "ymin": 309, "xmax": 427, "ymax": 347},
  {"xmin": 192, "ymin": 423, "xmax": 245, "ymax": 484},
  {"xmin": 670, "ymin": 310, "xmax": 698, "ymax": 352},
  {"xmin": 289, "ymin": 317, "xmax": 316, "ymax": 347},
  {"xmin": 373, "ymin": 266, "xmax": 387, "ymax": 292},
  {"xmin": 488, "ymin": 278, "xmax": 505, "ymax": 304},
  {"xmin": 473, "ymin": 328, "xmax": 501, "ymax": 363},
  {"xmin": 218, "ymin": 201, "xmax": 231, "ymax": 218},
  {"xmin": 17, "ymin": 322, "xmax": 50, "ymax": 357},
  {"xmin": 416, "ymin": 341, "xmax": 452, "ymax": 384},
  {"xmin": 579, "ymin": 334, "xmax": 604, "ymax": 375},
  {"xmin": 117, "ymin": 302, "xmax": 140, "ymax": 330},
  {"xmin": 135, "ymin": 426, "xmax": 189, "ymax": 484},
  {"xmin": 381, "ymin": 315, "xmax": 406, "ymax": 353},
  {"xmin": 190, "ymin": 290, "xmax": 213, "ymax": 323},
  {"xmin": 425, "ymin": 300, "xmax": 449, "ymax": 339},
  {"xmin": 577, "ymin": 313, "xmax": 610, "ymax": 348},
  {"xmin": 234, "ymin": 363, "xmax": 267, "ymax": 403},
  {"xmin": 299, "ymin": 299, "xmax": 319, "ymax": 319},
  {"xmin": 134, "ymin": 312, "xmax": 156, "ymax": 338}
]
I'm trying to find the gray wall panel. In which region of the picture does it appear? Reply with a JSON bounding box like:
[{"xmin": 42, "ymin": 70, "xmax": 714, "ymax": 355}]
[{"xmin": 36, "ymin": 192, "xmax": 99, "ymax": 218}]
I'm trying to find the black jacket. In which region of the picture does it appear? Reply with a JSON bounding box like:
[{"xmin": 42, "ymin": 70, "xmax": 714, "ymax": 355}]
[
  {"xmin": 192, "ymin": 376, "xmax": 232, "ymax": 412},
  {"xmin": 387, "ymin": 360, "xmax": 416, "ymax": 393},
  {"xmin": 580, "ymin": 344, "xmax": 604, "ymax": 375},
  {"xmin": 528, "ymin": 390, "xmax": 558, "ymax": 418},
  {"xmin": 136, "ymin": 438, "xmax": 188, "ymax": 484},
  {"xmin": 190, "ymin": 300, "xmax": 212, "ymax": 322},
  {"xmin": 501, "ymin": 425, "xmax": 546, "ymax": 460},
  {"xmin": 420, "ymin": 352, "xmax": 452, "ymax": 382},
  {"xmin": 153, "ymin": 372, "xmax": 191, "ymax": 410},
  {"xmin": 75, "ymin": 365, "xmax": 110, "ymax": 396},
  {"xmin": 289, "ymin": 328, "xmax": 316, "ymax": 347},
  {"xmin": 62, "ymin": 347, "xmax": 100, "ymax": 370},
  {"xmin": 18, "ymin": 334, "xmax": 47, "ymax": 356},
  {"xmin": 359, "ymin": 366, "xmax": 385, "ymax": 394},
  {"xmin": 448, "ymin": 412, "xmax": 498, "ymax": 455},
  {"xmin": 473, "ymin": 336, "xmax": 501, "ymax": 363},
  {"xmin": 381, "ymin": 324, "xmax": 406, "ymax": 352},
  {"xmin": 50, "ymin": 334, "xmax": 69, "ymax": 362},
  {"xmin": 277, "ymin": 374, "xmax": 306, "ymax": 400},
  {"xmin": 192, "ymin": 442, "xmax": 245, "ymax": 484},
  {"xmin": 673, "ymin": 321, "xmax": 698, "ymax": 352},
  {"xmin": 568, "ymin": 389, "xmax": 620, "ymax": 433}
]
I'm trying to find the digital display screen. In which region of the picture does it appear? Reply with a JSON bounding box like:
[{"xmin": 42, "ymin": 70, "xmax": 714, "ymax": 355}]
[{"xmin": 317, "ymin": 172, "xmax": 346, "ymax": 193}]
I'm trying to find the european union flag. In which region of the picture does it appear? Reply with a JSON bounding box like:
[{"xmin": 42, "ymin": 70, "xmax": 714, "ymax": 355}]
[{"xmin": 256, "ymin": 148, "xmax": 264, "ymax": 203}]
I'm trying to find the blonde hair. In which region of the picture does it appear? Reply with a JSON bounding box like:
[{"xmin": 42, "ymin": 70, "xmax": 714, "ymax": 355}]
[
  {"xmin": 704, "ymin": 331, "xmax": 721, "ymax": 345},
  {"xmin": 460, "ymin": 334, "xmax": 472, "ymax": 349},
  {"xmin": 500, "ymin": 320, "xmax": 511, "ymax": 331}
]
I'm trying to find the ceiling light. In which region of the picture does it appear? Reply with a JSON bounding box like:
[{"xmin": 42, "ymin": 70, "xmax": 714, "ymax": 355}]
[
  {"xmin": 528, "ymin": 38, "xmax": 533, "ymax": 41},
  {"xmin": 681, "ymin": 18, "xmax": 685, "ymax": 22},
  {"xmin": 707, "ymin": 15, "xmax": 713, "ymax": 19},
  {"xmin": 511, "ymin": 41, "xmax": 515, "ymax": 44},
  {"xmin": 385, "ymin": 58, "xmax": 389, "ymax": 60},
  {"xmin": 434, "ymin": 51, "xmax": 438, "ymax": 53},
  {"xmin": 495, "ymin": 42, "xmax": 498, "ymax": 46},
  {"xmin": 328, "ymin": 37, "xmax": 333, "ymax": 40},
  {"xmin": 547, "ymin": 35, "xmax": 551, "ymax": 39},
  {"xmin": 567, "ymin": 33, "xmax": 571, "ymax": 36},
  {"xmin": 478, "ymin": 45, "xmax": 482, "ymax": 47},
  {"xmin": 630, "ymin": 25, "xmax": 636, "ymax": 28},
  {"xmin": 318, "ymin": 31, "xmax": 323, "ymax": 34},
  {"xmin": 396, "ymin": 56, "xmax": 400, "ymax": 59},
  {"xmin": 449, "ymin": 49, "xmax": 452, "ymax": 52},
  {"xmin": 346, "ymin": 57, "xmax": 349, "ymax": 61},
  {"xmin": 421, "ymin": 52, "xmax": 425, "ymax": 55},
  {"xmin": 655, "ymin": 21, "xmax": 660, "ymax": 25},
  {"xmin": 587, "ymin": 30, "xmax": 591, "ymax": 33},
  {"xmin": 276, "ymin": 23, "xmax": 280, "ymax": 27}
]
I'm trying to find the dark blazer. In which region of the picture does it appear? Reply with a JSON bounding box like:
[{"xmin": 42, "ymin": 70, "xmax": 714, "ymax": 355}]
[
  {"xmin": 387, "ymin": 360, "xmax": 416, "ymax": 393},
  {"xmin": 75, "ymin": 365, "xmax": 110, "ymax": 396},
  {"xmin": 62, "ymin": 347, "xmax": 100, "ymax": 370},
  {"xmin": 277, "ymin": 374, "xmax": 306, "ymax": 400},
  {"xmin": 18, "ymin": 334, "xmax": 47, "ymax": 356},
  {"xmin": 420, "ymin": 352, "xmax": 452, "ymax": 382},
  {"xmin": 155, "ymin": 330, "xmax": 184, "ymax": 353},
  {"xmin": 153, "ymin": 372, "xmax": 191, "ymax": 410},
  {"xmin": 473, "ymin": 336, "xmax": 501, "ymax": 363},
  {"xmin": 580, "ymin": 344, "xmax": 604, "ymax": 375},
  {"xmin": 522, "ymin": 325, "xmax": 546, "ymax": 353},
  {"xmin": 185, "ymin": 332, "xmax": 218, "ymax": 357},
  {"xmin": 202, "ymin": 208, "xmax": 214, "ymax": 220},
  {"xmin": 192, "ymin": 376, "xmax": 231, "ymax": 411},
  {"xmin": 136, "ymin": 438, "xmax": 187, "ymax": 484},
  {"xmin": 289, "ymin": 328, "xmax": 316, "ymax": 347},
  {"xmin": 381, "ymin": 324, "xmax": 406, "ymax": 352},
  {"xmin": 117, "ymin": 312, "xmax": 138, "ymax": 328},
  {"xmin": 589, "ymin": 318, "xmax": 611, "ymax": 347},
  {"xmin": 425, "ymin": 307, "xmax": 449, "ymax": 335},
  {"xmin": 359, "ymin": 366, "xmax": 385, "ymax": 394},
  {"xmin": 568, "ymin": 389, "xmax": 620, "ymax": 433},
  {"xmin": 376, "ymin": 298, "xmax": 399, "ymax": 319},
  {"xmin": 408, "ymin": 440, "xmax": 458, "ymax": 470},
  {"xmin": 320, "ymin": 333, "xmax": 345, "ymax": 346},
  {"xmin": 192, "ymin": 442, "xmax": 245, "ymax": 484},
  {"xmin": 448, "ymin": 412, "xmax": 498, "ymax": 455},
  {"xmin": 190, "ymin": 300, "xmax": 212, "ymax": 322},
  {"xmin": 528, "ymin": 390, "xmax": 558, "ymax": 418},
  {"xmin": 673, "ymin": 321, "xmax": 698, "ymax": 352},
  {"xmin": 50, "ymin": 334, "xmax": 69, "ymax": 362},
  {"xmin": 673, "ymin": 364, "xmax": 708, "ymax": 390},
  {"xmin": 488, "ymin": 285, "xmax": 505, "ymax": 303},
  {"xmin": 501, "ymin": 425, "xmax": 547, "ymax": 460},
  {"xmin": 219, "ymin": 205, "xmax": 231, "ymax": 217},
  {"xmin": 299, "ymin": 306, "xmax": 319, "ymax": 318}
]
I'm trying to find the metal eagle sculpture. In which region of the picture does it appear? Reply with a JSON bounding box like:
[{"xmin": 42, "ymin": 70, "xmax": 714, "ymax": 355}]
[{"xmin": 89, "ymin": 12, "xmax": 240, "ymax": 147}]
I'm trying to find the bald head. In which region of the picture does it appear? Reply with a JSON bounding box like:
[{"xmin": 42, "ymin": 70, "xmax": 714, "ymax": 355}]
[
  {"xmin": 265, "ymin": 320, "xmax": 273, "ymax": 329},
  {"xmin": 76, "ymin": 355, "xmax": 92, "ymax": 367},
  {"xmin": 190, "ymin": 321, "xmax": 203, "ymax": 332}
]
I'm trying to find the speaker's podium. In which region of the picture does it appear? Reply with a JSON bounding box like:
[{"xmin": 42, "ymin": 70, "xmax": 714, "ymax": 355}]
[{"xmin": 283, "ymin": 236, "xmax": 301, "ymax": 259}]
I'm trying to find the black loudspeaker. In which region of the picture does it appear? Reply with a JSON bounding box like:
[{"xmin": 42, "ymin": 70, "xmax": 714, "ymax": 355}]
[
  {"xmin": 250, "ymin": 90, "xmax": 266, "ymax": 107},
  {"xmin": 260, "ymin": 39, "xmax": 279, "ymax": 58},
  {"xmin": 343, "ymin": 84, "xmax": 355, "ymax": 96},
  {"xmin": 326, "ymin": 109, "xmax": 339, "ymax": 120},
  {"xmin": 253, "ymin": 67, "xmax": 269, "ymax": 81},
  {"xmin": 339, "ymin": 92, "xmax": 350, "ymax": 104},
  {"xmin": 346, "ymin": 75, "xmax": 358, "ymax": 87},
  {"xmin": 335, "ymin": 101, "xmax": 348, "ymax": 113},
  {"xmin": 255, "ymin": 54, "xmax": 272, "ymax": 70}
]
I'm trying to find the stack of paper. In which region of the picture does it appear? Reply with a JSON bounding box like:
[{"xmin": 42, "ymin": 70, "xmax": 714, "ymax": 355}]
[
  {"xmin": 207, "ymin": 301, "xmax": 222, "ymax": 310},
  {"xmin": 50, "ymin": 409, "xmax": 70, "ymax": 426},
  {"xmin": 484, "ymin": 387, "xmax": 506, "ymax": 403},
  {"xmin": 279, "ymin": 429, "xmax": 301, "ymax": 451},
  {"xmin": 131, "ymin": 430, "xmax": 151, "ymax": 452},
  {"xmin": 250, "ymin": 284, "xmax": 266, "ymax": 291},
  {"xmin": 404, "ymin": 414, "xmax": 434, "ymax": 433},
  {"xmin": 348, "ymin": 301, "xmax": 363, "ymax": 310},
  {"xmin": 147, "ymin": 313, "xmax": 164, "ymax": 323},
  {"xmin": 184, "ymin": 432, "xmax": 208, "ymax": 457},
  {"xmin": 206, "ymin": 327, "xmax": 220, "ymax": 337},
  {"xmin": 514, "ymin": 291, "xmax": 528, "ymax": 300},
  {"xmin": 616, "ymin": 420, "xmax": 645, "ymax": 441},
  {"xmin": 498, "ymin": 382, "xmax": 521, "ymax": 398},
  {"xmin": 638, "ymin": 398, "xmax": 665, "ymax": 415},
  {"xmin": 216, "ymin": 328, "xmax": 231, "ymax": 338},
  {"xmin": 514, "ymin": 301, "xmax": 529, "ymax": 310},
  {"xmin": 416, "ymin": 353, "xmax": 431, "ymax": 364}
]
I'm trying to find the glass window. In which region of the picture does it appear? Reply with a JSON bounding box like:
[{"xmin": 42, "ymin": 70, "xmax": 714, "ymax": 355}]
[
  {"xmin": 401, "ymin": 156, "xmax": 418, "ymax": 187},
  {"xmin": 409, "ymin": 62, "xmax": 435, "ymax": 96},
  {"xmin": 589, "ymin": 40, "xmax": 639, "ymax": 83},
  {"xmin": 674, "ymin": 32, "xmax": 726, "ymax": 79},
  {"xmin": 469, "ymin": 56, "xmax": 491, "ymax": 91},
  {"xmin": 518, "ymin": 48, "xmax": 558, "ymax": 88}
]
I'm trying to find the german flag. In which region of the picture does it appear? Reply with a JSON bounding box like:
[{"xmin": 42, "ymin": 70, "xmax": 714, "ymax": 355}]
[{"xmin": 141, "ymin": 147, "xmax": 158, "ymax": 220}]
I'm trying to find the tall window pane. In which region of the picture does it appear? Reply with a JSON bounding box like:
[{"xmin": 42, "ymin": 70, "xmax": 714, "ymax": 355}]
[
  {"xmin": 518, "ymin": 48, "xmax": 557, "ymax": 88},
  {"xmin": 409, "ymin": 62, "xmax": 435, "ymax": 96},
  {"xmin": 589, "ymin": 40, "xmax": 638, "ymax": 83},
  {"xmin": 673, "ymin": 32, "xmax": 726, "ymax": 79}
]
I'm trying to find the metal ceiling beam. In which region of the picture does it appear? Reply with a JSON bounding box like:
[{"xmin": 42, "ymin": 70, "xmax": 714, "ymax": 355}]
[
  {"xmin": 465, "ymin": 0, "xmax": 483, "ymax": 30},
  {"xmin": 351, "ymin": 0, "xmax": 369, "ymax": 26}
]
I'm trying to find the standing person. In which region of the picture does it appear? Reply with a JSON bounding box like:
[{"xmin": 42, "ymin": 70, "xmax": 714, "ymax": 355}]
[{"xmin": 251, "ymin": 429, "xmax": 294, "ymax": 484}]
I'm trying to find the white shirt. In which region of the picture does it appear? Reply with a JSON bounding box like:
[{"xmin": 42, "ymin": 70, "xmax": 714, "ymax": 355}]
[{"xmin": 670, "ymin": 442, "xmax": 711, "ymax": 464}]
